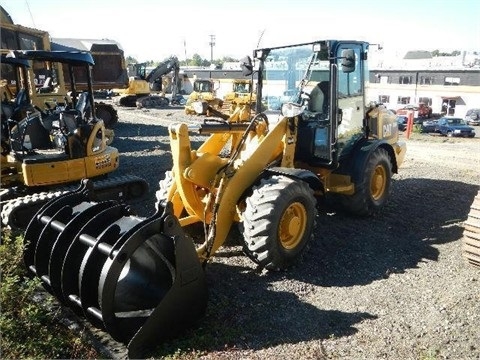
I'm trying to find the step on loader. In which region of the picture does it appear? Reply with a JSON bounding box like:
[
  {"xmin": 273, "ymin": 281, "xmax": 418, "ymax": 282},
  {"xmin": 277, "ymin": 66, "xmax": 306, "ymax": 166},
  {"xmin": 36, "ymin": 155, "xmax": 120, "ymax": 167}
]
[
  {"xmin": 25, "ymin": 40, "xmax": 406, "ymax": 358},
  {"xmin": 1, "ymin": 50, "xmax": 149, "ymax": 230}
]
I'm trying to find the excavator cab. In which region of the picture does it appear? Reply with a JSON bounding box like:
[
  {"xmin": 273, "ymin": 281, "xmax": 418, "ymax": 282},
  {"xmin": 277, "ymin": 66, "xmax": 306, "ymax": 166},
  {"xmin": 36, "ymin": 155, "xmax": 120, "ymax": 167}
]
[{"xmin": 1, "ymin": 54, "xmax": 34, "ymax": 137}]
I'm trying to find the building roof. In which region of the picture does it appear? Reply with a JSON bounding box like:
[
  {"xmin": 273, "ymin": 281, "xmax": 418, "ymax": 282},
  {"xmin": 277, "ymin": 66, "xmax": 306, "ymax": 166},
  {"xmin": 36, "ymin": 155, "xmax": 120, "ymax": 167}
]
[{"xmin": 403, "ymin": 50, "xmax": 433, "ymax": 59}]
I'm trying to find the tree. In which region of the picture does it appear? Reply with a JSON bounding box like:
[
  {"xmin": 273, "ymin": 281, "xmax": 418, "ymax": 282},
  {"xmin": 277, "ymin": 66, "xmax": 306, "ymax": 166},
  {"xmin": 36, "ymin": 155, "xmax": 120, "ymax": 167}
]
[
  {"xmin": 127, "ymin": 54, "xmax": 240, "ymax": 68},
  {"xmin": 431, "ymin": 50, "xmax": 462, "ymax": 57},
  {"xmin": 125, "ymin": 55, "xmax": 138, "ymax": 64}
]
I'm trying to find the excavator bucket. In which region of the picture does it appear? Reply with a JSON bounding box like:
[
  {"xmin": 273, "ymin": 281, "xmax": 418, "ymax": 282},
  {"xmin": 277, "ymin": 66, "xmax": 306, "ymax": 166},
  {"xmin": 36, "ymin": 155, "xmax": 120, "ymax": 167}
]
[{"xmin": 24, "ymin": 180, "xmax": 208, "ymax": 358}]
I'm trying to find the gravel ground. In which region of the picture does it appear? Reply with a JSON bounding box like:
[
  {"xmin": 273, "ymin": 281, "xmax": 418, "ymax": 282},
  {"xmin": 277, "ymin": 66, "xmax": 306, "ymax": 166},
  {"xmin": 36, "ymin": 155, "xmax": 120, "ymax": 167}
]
[{"xmin": 94, "ymin": 104, "xmax": 480, "ymax": 359}]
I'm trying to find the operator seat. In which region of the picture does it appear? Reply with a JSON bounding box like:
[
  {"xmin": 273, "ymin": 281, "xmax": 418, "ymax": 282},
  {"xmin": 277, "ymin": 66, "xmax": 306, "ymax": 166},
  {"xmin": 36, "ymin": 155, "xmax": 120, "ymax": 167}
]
[
  {"xmin": 38, "ymin": 77, "xmax": 53, "ymax": 93},
  {"xmin": 308, "ymin": 81, "xmax": 329, "ymax": 114},
  {"xmin": 60, "ymin": 92, "xmax": 91, "ymax": 133}
]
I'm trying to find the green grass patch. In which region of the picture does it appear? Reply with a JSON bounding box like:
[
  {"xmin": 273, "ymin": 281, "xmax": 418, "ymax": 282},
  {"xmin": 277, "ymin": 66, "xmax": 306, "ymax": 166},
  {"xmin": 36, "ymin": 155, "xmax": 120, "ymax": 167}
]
[{"xmin": 0, "ymin": 228, "xmax": 99, "ymax": 359}]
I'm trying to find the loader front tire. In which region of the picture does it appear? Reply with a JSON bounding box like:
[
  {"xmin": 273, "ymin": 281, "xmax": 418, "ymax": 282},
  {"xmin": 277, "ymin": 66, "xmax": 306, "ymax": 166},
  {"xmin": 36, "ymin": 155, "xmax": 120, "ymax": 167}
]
[{"xmin": 242, "ymin": 175, "xmax": 316, "ymax": 271}]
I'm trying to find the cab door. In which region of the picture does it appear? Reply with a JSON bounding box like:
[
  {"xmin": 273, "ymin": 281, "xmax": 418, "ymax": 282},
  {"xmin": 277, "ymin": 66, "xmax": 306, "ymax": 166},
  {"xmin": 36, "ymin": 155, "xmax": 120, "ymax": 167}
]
[{"xmin": 333, "ymin": 42, "xmax": 367, "ymax": 156}]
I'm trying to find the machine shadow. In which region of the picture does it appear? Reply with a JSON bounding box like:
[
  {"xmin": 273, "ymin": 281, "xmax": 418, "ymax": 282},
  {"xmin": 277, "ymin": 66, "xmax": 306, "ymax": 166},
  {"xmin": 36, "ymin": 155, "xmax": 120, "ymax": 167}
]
[
  {"xmin": 293, "ymin": 178, "xmax": 479, "ymax": 287},
  {"xmin": 113, "ymin": 121, "xmax": 169, "ymax": 138},
  {"xmin": 151, "ymin": 261, "xmax": 377, "ymax": 357},
  {"xmin": 148, "ymin": 179, "xmax": 478, "ymax": 356}
]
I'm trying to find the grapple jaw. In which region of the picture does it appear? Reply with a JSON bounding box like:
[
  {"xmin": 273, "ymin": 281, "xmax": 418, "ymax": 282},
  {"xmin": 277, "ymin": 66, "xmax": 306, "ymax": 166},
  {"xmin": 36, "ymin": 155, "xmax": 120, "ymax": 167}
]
[{"xmin": 24, "ymin": 180, "xmax": 208, "ymax": 358}]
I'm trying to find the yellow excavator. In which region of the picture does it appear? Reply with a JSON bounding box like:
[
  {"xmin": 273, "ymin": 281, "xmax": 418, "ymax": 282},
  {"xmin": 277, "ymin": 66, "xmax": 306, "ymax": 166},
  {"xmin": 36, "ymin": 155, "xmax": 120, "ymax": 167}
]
[
  {"xmin": 112, "ymin": 56, "xmax": 181, "ymax": 108},
  {"xmin": 24, "ymin": 40, "xmax": 406, "ymax": 358},
  {"xmin": 1, "ymin": 50, "xmax": 149, "ymax": 229}
]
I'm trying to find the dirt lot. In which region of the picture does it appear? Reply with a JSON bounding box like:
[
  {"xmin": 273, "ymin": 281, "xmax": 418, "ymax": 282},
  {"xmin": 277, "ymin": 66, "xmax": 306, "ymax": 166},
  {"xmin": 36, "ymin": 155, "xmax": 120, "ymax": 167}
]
[{"xmin": 90, "ymin": 106, "xmax": 480, "ymax": 359}]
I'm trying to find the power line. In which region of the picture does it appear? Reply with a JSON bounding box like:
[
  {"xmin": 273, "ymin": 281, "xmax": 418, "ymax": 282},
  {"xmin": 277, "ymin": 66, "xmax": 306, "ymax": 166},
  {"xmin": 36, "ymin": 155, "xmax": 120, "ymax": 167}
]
[{"xmin": 25, "ymin": 0, "xmax": 36, "ymax": 28}]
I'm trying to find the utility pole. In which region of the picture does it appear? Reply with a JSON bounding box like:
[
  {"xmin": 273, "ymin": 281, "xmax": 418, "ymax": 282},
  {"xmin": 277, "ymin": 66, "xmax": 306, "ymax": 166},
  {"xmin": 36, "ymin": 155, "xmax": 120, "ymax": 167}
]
[{"xmin": 209, "ymin": 34, "xmax": 216, "ymax": 63}]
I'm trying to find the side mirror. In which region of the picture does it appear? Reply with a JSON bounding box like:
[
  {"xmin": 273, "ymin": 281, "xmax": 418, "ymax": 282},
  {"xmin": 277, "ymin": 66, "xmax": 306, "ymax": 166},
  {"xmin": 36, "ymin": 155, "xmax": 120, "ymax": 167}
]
[
  {"xmin": 240, "ymin": 56, "xmax": 253, "ymax": 76},
  {"xmin": 341, "ymin": 49, "xmax": 355, "ymax": 73}
]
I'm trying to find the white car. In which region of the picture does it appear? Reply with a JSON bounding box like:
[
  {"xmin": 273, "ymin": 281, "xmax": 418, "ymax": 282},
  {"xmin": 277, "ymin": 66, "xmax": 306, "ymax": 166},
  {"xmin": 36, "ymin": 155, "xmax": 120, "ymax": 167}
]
[{"xmin": 465, "ymin": 108, "xmax": 480, "ymax": 126}]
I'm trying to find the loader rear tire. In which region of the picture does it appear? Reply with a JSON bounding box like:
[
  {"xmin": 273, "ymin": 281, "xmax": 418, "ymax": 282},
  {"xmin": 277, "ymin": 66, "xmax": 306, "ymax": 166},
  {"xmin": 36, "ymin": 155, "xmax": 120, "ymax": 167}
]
[
  {"xmin": 242, "ymin": 175, "xmax": 316, "ymax": 271},
  {"xmin": 334, "ymin": 147, "xmax": 392, "ymax": 217},
  {"xmin": 463, "ymin": 190, "xmax": 480, "ymax": 269}
]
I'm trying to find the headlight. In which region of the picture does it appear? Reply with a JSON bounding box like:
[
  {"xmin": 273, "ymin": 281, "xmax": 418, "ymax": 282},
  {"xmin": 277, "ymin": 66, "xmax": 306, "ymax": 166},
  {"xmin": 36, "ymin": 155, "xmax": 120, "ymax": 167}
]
[{"xmin": 281, "ymin": 102, "xmax": 305, "ymax": 117}]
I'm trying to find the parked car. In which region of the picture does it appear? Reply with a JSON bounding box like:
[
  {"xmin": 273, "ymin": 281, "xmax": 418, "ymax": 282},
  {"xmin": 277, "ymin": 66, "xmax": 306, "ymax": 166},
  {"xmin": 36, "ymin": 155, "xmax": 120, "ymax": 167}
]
[
  {"xmin": 465, "ymin": 108, "xmax": 480, "ymax": 126},
  {"xmin": 420, "ymin": 119, "xmax": 438, "ymax": 133},
  {"xmin": 435, "ymin": 117, "xmax": 476, "ymax": 137},
  {"xmin": 396, "ymin": 115, "xmax": 408, "ymax": 131}
]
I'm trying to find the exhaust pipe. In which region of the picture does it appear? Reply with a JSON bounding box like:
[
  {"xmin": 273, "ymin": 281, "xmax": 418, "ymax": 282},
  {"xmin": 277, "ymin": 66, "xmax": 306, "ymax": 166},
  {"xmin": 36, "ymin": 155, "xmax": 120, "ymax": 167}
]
[{"xmin": 24, "ymin": 180, "xmax": 208, "ymax": 358}]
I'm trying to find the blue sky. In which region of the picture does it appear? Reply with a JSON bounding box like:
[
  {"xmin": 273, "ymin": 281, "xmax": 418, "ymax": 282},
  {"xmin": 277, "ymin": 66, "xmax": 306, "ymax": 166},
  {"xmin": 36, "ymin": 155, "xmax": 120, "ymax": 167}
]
[{"xmin": 2, "ymin": 0, "xmax": 479, "ymax": 62}]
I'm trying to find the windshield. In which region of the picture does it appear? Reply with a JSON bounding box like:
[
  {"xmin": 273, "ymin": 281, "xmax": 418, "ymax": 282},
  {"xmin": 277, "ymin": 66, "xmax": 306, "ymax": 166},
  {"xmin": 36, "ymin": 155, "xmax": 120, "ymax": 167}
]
[
  {"xmin": 233, "ymin": 81, "xmax": 251, "ymax": 93},
  {"xmin": 259, "ymin": 42, "xmax": 330, "ymax": 111},
  {"xmin": 447, "ymin": 118, "xmax": 466, "ymax": 125},
  {"xmin": 194, "ymin": 80, "xmax": 212, "ymax": 92}
]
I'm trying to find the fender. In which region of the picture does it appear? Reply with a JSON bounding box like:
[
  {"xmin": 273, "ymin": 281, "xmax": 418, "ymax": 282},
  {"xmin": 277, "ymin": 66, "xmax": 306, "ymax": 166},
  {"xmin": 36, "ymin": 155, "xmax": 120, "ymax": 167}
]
[
  {"xmin": 347, "ymin": 139, "xmax": 398, "ymax": 183},
  {"xmin": 262, "ymin": 166, "xmax": 323, "ymax": 192}
]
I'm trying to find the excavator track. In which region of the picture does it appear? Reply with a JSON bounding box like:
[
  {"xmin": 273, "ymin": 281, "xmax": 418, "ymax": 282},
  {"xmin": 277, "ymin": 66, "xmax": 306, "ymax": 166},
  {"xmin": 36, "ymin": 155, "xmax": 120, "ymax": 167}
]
[
  {"xmin": 136, "ymin": 95, "xmax": 170, "ymax": 109},
  {"xmin": 463, "ymin": 190, "xmax": 480, "ymax": 269},
  {"xmin": 118, "ymin": 95, "xmax": 139, "ymax": 107},
  {"xmin": 1, "ymin": 174, "xmax": 149, "ymax": 230}
]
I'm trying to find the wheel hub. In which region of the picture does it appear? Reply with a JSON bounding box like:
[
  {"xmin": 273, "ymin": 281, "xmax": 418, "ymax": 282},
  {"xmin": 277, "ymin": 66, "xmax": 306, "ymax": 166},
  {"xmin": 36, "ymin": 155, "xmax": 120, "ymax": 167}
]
[
  {"xmin": 371, "ymin": 165, "xmax": 387, "ymax": 200},
  {"xmin": 279, "ymin": 202, "xmax": 306, "ymax": 249}
]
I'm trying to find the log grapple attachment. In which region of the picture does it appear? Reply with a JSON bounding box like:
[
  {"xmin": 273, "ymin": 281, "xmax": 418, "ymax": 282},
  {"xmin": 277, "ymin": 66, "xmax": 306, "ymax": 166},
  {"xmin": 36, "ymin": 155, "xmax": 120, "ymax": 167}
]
[{"xmin": 24, "ymin": 180, "xmax": 208, "ymax": 358}]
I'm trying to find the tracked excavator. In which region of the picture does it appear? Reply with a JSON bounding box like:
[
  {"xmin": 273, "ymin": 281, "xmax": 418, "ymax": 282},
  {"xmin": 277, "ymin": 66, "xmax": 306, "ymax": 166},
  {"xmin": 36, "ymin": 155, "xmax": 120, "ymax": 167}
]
[
  {"xmin": 1, "ymin": 50, "xmax": 149, "ymax": 230},
  {"xmin": 113, "ymin": 56, "xmax": 181, "ymax": 108},
  {"xmin": 24, "ymin": 40, "xmax": 406, "ymax": 357}
]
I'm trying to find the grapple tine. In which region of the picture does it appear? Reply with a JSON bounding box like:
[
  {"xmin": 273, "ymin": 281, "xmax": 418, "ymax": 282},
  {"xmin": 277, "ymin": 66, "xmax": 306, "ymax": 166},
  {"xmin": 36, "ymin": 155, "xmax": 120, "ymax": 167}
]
[{"xmin": 95, "ymin": 202, "xmax": 209, "ymax": 348}]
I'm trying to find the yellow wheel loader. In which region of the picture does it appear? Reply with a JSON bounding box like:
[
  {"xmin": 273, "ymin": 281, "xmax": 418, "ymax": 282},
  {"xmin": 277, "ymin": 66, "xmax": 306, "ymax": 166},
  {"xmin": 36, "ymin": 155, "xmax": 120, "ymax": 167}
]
[
  {"xmin": 24, "ymin": 40, "xmax": 406, "ymax": 358},
  {"xmin": 1, "ymin": 50, "xmax": 149, "ymax": 230}
]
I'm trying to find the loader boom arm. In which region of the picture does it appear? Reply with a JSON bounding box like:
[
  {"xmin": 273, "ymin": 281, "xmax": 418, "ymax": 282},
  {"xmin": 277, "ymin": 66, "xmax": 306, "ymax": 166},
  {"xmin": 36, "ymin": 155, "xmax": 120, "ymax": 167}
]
[{"xmin": 168, "ymin": 115, "xmax": 295, "ymax": 260}]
